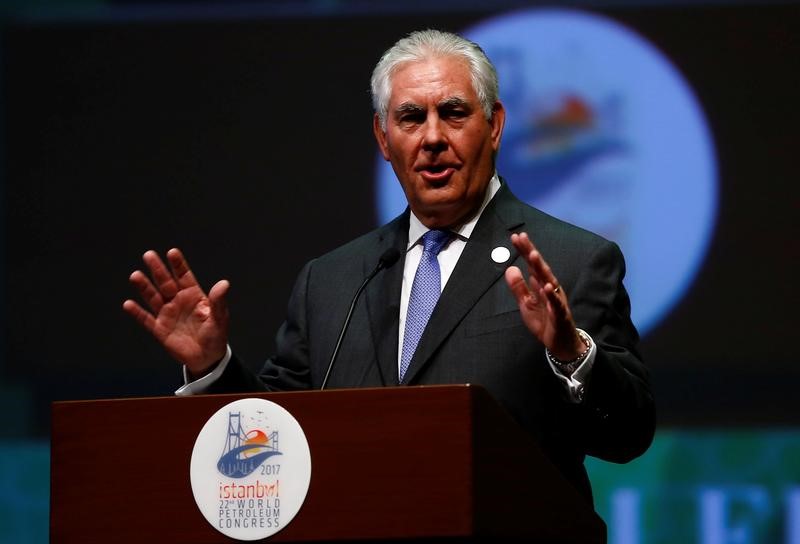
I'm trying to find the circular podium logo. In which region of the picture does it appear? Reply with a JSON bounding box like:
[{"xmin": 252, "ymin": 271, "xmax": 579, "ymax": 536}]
[{"xmin": 190, "ymin": 398, "xmax": 312, "ymax": 541}]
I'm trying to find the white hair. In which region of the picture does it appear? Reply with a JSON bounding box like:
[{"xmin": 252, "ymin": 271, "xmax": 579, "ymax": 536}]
[{"xmin": 370, "ymin": 29, "xmax": 499, "ymax": 130}]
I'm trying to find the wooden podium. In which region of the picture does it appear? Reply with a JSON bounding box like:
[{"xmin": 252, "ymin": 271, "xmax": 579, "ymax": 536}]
[{"xmin": 51, "ymin": 385, "xmax": 605, "ymax": 542}]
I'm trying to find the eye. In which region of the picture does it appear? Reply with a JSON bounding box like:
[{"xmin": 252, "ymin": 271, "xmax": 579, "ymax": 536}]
[
  {"xmin": 399, "ymin": 112, "xmax": 425, "ymax": 124},
  {"xmin": 440, "ymin": 107, "xmax": 469, "ymax": 120}
]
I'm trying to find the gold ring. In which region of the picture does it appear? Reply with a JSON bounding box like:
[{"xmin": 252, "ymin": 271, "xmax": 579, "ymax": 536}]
[{"xmin": 553, "ymin": 285, "xmax": 561, "ymax": 294}]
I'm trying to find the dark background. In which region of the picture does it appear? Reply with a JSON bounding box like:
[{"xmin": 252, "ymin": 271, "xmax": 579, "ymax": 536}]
[{"xmin": 2, "ymin": 2, "xmax": 798, "ymax": 437}]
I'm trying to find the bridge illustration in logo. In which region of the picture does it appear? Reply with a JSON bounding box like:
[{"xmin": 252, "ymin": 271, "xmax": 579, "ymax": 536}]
[{"xmin": 217, "ymin": 411, "xmax": 282, "ymax": 478}]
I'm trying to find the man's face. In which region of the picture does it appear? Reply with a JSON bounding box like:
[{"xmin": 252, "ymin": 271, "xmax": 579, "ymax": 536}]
[{"xmin": 374, "ymin": 56, "xmax": 505, "ymax": 228}]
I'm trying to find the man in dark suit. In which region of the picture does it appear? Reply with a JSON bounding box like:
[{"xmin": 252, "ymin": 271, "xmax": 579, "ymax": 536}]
[{"xmin": 124, "ymin": 29, "xmax": 654, "ymax": 504}]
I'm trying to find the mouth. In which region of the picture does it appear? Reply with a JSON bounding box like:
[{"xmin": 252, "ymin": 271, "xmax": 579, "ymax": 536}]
[{"xmin": 418, "ymin": 164, "xmax": 457, "ymax": 184}]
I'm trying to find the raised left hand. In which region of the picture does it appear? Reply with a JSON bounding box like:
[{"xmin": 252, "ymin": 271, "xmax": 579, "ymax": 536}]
[{"xmin": 504, "ymin": 232, "xmax": 585, "ymax": 361}]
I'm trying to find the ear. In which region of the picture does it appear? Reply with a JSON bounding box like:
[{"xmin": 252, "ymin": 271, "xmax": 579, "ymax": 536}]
[
  {"xmin": 373, "ymin": 113, "xmax": 391, "ymax": 161},
  {"xmin": 489, "ymin": 100, "xmax": 506, "ymax": 152}
]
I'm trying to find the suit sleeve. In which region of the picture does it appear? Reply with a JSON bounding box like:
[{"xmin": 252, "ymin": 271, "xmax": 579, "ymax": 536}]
[
  {"xmin": 567, "ymin": 240, "xmax": 656, "ymax": 463},
  {"xmin": 206, "ymin": 260, "xmax": 315, "ymax": 394}
]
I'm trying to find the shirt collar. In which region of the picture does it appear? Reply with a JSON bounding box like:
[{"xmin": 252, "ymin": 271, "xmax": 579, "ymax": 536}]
[{"xmin": 407, "ymin": 173, "xmax": 501, "ymax": 249}]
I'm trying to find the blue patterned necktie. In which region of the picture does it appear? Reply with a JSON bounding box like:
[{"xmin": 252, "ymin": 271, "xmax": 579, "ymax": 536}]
[{"xmin": 400, "ymin": 229, "xmax": 452, "ymax": 382}]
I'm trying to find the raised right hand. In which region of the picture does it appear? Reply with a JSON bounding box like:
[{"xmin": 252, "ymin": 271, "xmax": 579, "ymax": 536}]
[{"xmin": 123, "ymin": 248, "xmax": 229, "ymax": 375}]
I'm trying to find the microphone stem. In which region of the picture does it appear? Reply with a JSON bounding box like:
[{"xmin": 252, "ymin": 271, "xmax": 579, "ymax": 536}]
[{"xmin": 320, "ymin": 267, "xmax": 380, "ymax": 390}]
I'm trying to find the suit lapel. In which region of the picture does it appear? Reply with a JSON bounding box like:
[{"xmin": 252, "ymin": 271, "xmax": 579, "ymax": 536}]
[
  {"xmin": 401, "ymin": 185, "xmax": 526, "ymax": 384},
  {"xmin": 363, "ymin": 213, "xmax": 409, "ymax": 386}
]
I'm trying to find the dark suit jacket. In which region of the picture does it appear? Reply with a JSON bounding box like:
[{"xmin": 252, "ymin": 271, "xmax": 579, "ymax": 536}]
[{"xmin": 211, "ymin": 182, "xmax": 655, "ymax": 504}]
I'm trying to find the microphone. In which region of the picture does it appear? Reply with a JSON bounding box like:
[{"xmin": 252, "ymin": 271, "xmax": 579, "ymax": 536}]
[{"xmin": 320, "ymin": 248, "xmax": 401, "ymax": 390}]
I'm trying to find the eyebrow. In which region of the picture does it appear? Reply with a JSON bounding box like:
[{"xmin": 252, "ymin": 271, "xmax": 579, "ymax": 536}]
[
  {"xmin": 395, "ymin": 102, "xmax": 425, "ymax": 116},
  {"xmin": 438, "ymin": 96, "xmax": 470, "ymax": 109},
  {"xmin": 393, "ymin": 96, "xmax": 472, "ymax": 116}
]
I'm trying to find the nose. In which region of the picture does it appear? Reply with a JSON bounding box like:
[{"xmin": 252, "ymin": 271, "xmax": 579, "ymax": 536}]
[{"xmin": 421, "ymin": 115, "xmax": 447, "ymax": 152}]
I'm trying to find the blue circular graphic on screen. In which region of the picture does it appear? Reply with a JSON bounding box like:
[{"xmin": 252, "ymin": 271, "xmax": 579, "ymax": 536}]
[{"xmin": 374, "ymin": 8, "xmax": 718, "ymax": 335}]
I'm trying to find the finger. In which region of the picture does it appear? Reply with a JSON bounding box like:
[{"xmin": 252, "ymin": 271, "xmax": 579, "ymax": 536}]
[
  {"xmin": 166, "ymin": 248, "xmax": 200, "ymax": 290},
  {"xmin": 511, "ymin": 232, "xmax": 544, "ymax": 281},
  {"xmin": 509, "ymin": 233, "xmax": 541, "ymax": 286},
  {"xmin": 504, "ymin": 266, "xmax": 539, "ymax": 307},
  {"xmin": 142, "ymin": 250, "xmax": 179, "ymax": 300},
  {"xmin": 208, "ymin": 279, "xmax": 230, "ymax": 323},
  {"xmin": 122, "ymin": 299, "xmax": 157, "ymax": 334},
  {"xmin": 510, "ymin": 232, "xmax": 535, "ymax": 263},
  {"xmin": 544, "ymin": 283, "xmax": 570, "ymax": 321},
  {"xmin": 526, "ymin": 258, "xmax": 545, "ymax": 293},
  {"xmin": 516, "ymin": 232, "xmax": 560, "ymax": 293},
  {"xmin": 535, "ymin": 256, "xmax": 559, "ymax": 291},
  {"xmin": 129, "ymin": 270, "xmax": 165, "ymax": 313}
]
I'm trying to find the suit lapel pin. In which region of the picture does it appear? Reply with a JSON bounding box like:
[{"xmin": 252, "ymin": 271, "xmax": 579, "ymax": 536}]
[{"xmin": 491, "ymin": 246, "xmax": 511, "ymax": 264}]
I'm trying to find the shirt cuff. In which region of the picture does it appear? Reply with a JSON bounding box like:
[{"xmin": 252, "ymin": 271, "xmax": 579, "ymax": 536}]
[
  {"xmin": 174, "ymin": 345, "xmax": 232, "ymax": 396},
  {"xmin": 545, "ymin": 329, "xmax": 596, "ymax": 403}
]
